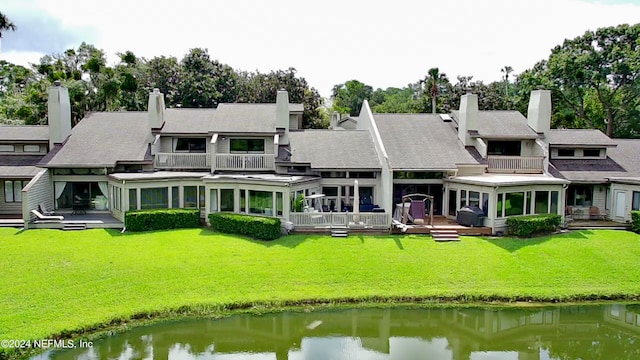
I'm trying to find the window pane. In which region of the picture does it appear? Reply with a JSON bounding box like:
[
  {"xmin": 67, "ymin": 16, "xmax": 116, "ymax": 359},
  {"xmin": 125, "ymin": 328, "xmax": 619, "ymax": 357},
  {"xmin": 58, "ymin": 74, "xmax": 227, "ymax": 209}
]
[
  {"xmin": 210, "ymin": 189, "xmax": 218, "ymax": 212},
  {"xmin": 175, "ymin": 138, "xmax": 189, "ymax": 151},
  {"xmin": 14, "ymin": 180, "xmax": 23, "ymax": 202},
  {"xmin": 322, "ymin": 187, "xmax": 338, "ymax": 196},
  {"xmin": 230, "ymin": 139, "xmax": 248, "ymax": 152},
  {"xmin": 633, "ymin": 191, "xmax": 640, "ymax": 211},
  {"xmin": 535, "ymin": 191, "xmax": 549, "ymax": 214},
  {"xmin": 249, "ymin": 190, "xmax": 273, "ymax": 215},
  {"xmin": 525, "ymin": 191, "xmax": 532, "ymax": 215},
  {"xmin": 140, "ymin": 188, "xmax": 168, "ymax": 209},
  {"xmin": 248, "ymin": 139, "xmax": 265, "ymax": 152},
  {"xmin": 448, "ymin": 190, "xmax": 457, "ymax": 216},
  {"xmin": 481, "ymin": 193, "xmax": 489, "ymax": 216},
  {"xmin": 460, "ymin": 190, "xmax": 467, "ymax": 208},
  {"xmin": 583, "ymin": 149, "xmax": 600, "ymax": 157},
  {"xmin": 220, "ymin": 189, "xmax": 234, "ymax": 212},
  {"xmin": 4, "ymin": 181, "xmax": 14, "ymax": 202},
  {"xmin": 558, "ymin": 148, "xmax": 575, "ymax": 157},
  {"xmin": 190, "ymin": 139, "xmax": 206, "ymax": 153},
  {"xmin": 171, "ymin": 186, "xmax": 179, "ymax": 208},
  {"xmin": 240, "ymin": 189, "xmax": 246, "ymax": 212},
  {"xmin": 23, "ymin": 145, "xmax": 40, "ymax": 152},
  {"xmin": 550, "ymin": 191, "xmax": 559, "ymax": 214},
  {"xmin": 496, "ymin": 193, "xmax": 503, "ymax": 218},
  {"xmin": 199, "ymin": 186, "xmax": 205, "ymax": 208},
  {"xmin": 184, "ymin": 186, "xmax": 197, "ymax": 208},
  {"xmin": 469, "ymin": 191, "xmax": 480, "ymax": 208},
  {"xmin": 277, "ymin": 192, "xmax": 283, "ymax": 216},
  {"xmin": 129, "ymin": 189, "xmax": 137, "ymax": 211},
  {"xmin": 505, "ymin": 192, "xmax": 525, "ymax": 216}
]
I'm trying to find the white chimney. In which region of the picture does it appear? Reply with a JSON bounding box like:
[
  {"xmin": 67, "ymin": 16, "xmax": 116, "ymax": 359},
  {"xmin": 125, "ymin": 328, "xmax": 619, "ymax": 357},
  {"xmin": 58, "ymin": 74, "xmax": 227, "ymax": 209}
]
[
  {"xmin": 457, "ymin": 90, "xmax": 478, "ymax": 146},
  {"xmin": 148, "ymin": 88, "xmax": 165, "ymax": 130},
  {"xmin": 47, "ymin": 80, "xmax": 72, "ymax": 148},
  {"xmin": 276, "ymin": 90, "xmax": 290, "ymax": 145},
  {"xmin": 527, "ymin": 89, "xmax": 551, "ymax": 137}
]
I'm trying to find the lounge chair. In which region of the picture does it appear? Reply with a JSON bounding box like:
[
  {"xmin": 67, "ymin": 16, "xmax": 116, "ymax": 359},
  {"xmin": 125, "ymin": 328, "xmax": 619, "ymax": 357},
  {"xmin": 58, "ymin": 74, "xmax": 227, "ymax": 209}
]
[
  {"xmin": 38, "ymin": 203, "xmax": 55, "ymax": 216},
  {"xmin": 31, "ymin": 209, "xmax": 64, "ymax": 222},
  {"xmin": 589, "ymin": 206, "xmax": 607, "ymax": 220}
]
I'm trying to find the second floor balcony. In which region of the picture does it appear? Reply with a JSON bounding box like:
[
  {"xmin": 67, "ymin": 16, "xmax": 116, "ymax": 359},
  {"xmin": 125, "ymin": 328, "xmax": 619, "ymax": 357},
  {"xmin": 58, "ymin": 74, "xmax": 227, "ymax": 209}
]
[
  {"xmin": 154, "ymin": 152, "xmax": 210, "ymax": 169},
  {"xmin": 215, "ymin": 153, "xmax": 275, "ymax": 171},
  {"xmin": 487, "ymin": 155, "xmax": 544, "ymax": 174},
  {"xmin": 153, "ymin": 152, "xmax": 276, "ymax": 171}
]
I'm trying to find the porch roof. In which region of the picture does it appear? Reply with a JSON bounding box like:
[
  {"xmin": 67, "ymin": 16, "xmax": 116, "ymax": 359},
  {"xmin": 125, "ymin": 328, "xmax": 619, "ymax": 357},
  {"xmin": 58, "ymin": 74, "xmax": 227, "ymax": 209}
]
[
  {"xmin": 447, "ymin": 173, "xmax": 569, "ymax": 186},
  {"xmin": 607, "ymin": 177, "xmax": 640, "ymax": 185},
  {"xmin": 0, "ymin": 166, "xmax": 41, "ymax": 178},
  {"xmin": 288, "ymin": 130, "xmax": 381, "ymax": 170},
  {"xmin": 108, "ymin": 171, "xmax": 209, "ymax": 181},
  {"xmin": 203, "ymin": 173, "xmax": 318, "ymax": 185}
]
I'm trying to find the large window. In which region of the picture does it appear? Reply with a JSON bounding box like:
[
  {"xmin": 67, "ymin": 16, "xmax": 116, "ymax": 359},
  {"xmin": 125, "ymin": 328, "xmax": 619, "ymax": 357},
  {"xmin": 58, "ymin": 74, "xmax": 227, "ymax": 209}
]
[
  {"xmin": 535, "ymin": 191, "xmax": 549, "ymax": 214},
  {"xmin": 449, "ymin": 190, "xmax": 457, "ymax": 216},
  {"xmin": 3, "ymin": 180, "xmax": 23, "ymax": 202},
  {"xmin": 220, "ymin": 189, "xmax": 234, "ymax": 212},
  {"xmin": 175, "ymin": 138, "xmax": 206, "ymax": 152},
  {"xmin": 567, "ymin": 185, "xmax": 593, "ymax": 206},
  {"xmin": 230, "ymin": 139, "xmax": 265, "ymax": 153},
  {"xmin": 633, "ymin": 191, "xmax": 640, "ymax": 211},
  {"xmin": 140, "ymin": 187, "xmax": 168, "ymax": 209},
  {"xmin": 557, "ymin": 148, "xmax": 575, "ymax": 157},
  {"xmin": 129, "ymin": 189, "xmax": 137, "ymax": 211},
  {"xmin": 504, "ymin": 192, "xmax": 525, "ymax": 216},
  {"xmin": 210, "ymin": 189, "xmax": 218, "ymax": 212},
  {"xmin": 276, "ymin": 192, "xmax": 283, "ymax": 216},
  {"xmin": 249, "ymin": 190, "xmax": 273, "ymax": 215},
  {"xmin": 183, "ymin": 186, "xmax": 198, "ymax": 208},
  {"xmin": 487, "ymin": 141, "xmax": 521, "ymax": 156},
  {"xmin": 171, "ymin": 186, "xmax": 179, "ymax": 208}
]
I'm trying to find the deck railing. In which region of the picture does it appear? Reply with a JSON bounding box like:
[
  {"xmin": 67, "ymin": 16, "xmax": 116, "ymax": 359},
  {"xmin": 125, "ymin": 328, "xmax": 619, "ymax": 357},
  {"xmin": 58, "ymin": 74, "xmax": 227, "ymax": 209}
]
[
  {"xmin": 289, "ymin": 212, "xmax": 390, "ymax": 229},
  {"xmin": 154, "ymin": 152, "xmax": 210, "ymax": 169},
  {"xmin": 215, "ymin": 154, "xmax": 275, "ymax": 171},
  {"xmin": 487, "ymin": 156, "xmax": 544, "ymax": 174}
]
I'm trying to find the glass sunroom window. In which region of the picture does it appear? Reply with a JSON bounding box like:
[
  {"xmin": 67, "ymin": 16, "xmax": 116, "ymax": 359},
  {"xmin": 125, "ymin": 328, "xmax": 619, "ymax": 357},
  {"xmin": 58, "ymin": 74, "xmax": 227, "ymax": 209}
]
[
  {"xmin": 220, "ymin": 189, "xmax": 234, "ymax": 212},
  {"xmin": 140, "ymin": 187, "xmax": 168, "ymax": 209},
  {"xmin": 504, "ymin": 192, "xmax": 525, "ymax": 216},
  {"xmin": 249, "ymin": 190, "xmax": 273, "ymax": 215}
]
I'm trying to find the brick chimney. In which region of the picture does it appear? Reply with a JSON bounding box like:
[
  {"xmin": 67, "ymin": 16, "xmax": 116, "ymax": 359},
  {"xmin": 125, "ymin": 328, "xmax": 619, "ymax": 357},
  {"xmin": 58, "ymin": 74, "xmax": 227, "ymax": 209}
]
[
  {"xmin": 457, "ymin": 89, "xmax": 478, "ymax": 146},
  {"xmin": 47, "ymin": 80, "xmax": 72, "ymax": 148},
  {"xmin": 276, "ymin": 90, "xmax": 290, "ymax": 145},
  {"xmin": 148, "ymin": 88, "xmax": 165, "ymax": 130},
  {"xmin": 527, "ymin": 88, "xmax": 551, "ymax": 137}
]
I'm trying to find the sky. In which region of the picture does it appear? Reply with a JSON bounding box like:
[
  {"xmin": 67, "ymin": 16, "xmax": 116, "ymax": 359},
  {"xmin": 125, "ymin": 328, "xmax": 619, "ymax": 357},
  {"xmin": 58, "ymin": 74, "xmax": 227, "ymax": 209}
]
[{"xmin": 1, "ymin": 0, "xmax": 640, "ymax": 97}]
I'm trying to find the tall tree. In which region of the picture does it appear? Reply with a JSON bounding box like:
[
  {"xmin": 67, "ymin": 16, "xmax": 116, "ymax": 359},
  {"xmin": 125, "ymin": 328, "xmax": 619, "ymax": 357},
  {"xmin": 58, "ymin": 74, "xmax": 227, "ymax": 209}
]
[
  {"xmin": 421, "ymin": 68, "xmax": 449, "ymax": 114},
  {"xmin": 0, "ymin": 12, "xmax": 16, "ymax": 38},
  {"xmin": 179, "ymin": 48, "xmax": 237, "ymax": 108},
  {"xmin": 501, "ymin": 65, "xmax": 513, "ymax": 97},
  {"xmin": 331, "ymin": 80, "xmax": 373, "ymax": 116}
]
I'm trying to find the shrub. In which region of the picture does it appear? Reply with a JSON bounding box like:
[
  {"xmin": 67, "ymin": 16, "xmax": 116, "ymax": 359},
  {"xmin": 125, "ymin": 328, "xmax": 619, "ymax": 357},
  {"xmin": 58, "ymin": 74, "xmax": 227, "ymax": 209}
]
[
  {"xmin": 506, "ymin": 214, "xmax": 562, "ymax": 237},
  {"xmin": 125, "ymin": 208, "xmax": 201, "ymax": 232},
  {"xmin": 209, "ymin": 212, "xmax": 281, "ymax": 240},
  {"xmin": 631, "ymin": 211, "xmax": 640, "ymax": 234}
]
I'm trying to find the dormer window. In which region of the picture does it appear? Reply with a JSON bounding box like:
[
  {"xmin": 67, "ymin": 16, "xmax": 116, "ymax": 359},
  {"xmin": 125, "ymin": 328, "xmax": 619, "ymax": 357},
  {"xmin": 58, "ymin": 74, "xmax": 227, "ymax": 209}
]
[
  {"xmin": 557, "ymin": 148, "xmax": 575, "ymax": 157},
  {"xmin": 583, "ymin": 149, "xmax": 601, "ymax": 157},
  {"xmin": 230, "ymin": 139, "xmax": 265, "ymax": 153},
  {"xmin": 487, "ymin": 141, "xmax": 521, "ymax": 156},
  {"xmin": 175, "ymin": 138, "xmax": 206, "ymax": 153}
]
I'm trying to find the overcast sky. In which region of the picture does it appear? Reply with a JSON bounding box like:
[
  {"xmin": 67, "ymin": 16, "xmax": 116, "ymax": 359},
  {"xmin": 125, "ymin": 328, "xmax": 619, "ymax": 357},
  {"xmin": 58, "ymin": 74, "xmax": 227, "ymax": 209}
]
[{"xmin": 1, "ymin": 0, "xmax": 640, "ymax": 97}]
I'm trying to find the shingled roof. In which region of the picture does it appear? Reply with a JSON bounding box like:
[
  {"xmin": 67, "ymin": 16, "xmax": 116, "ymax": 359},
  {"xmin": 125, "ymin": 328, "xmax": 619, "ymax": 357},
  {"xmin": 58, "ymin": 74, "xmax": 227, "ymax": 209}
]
[
  {"xmin": 161, "ymin": 109, "xmax": 215, "ymax": 134},
  {"xmin": 451, "ymin": 111, "xmax": 539, "ymax": 140},
  {"xmin": 42, "ymin": 112, "xmax": 152, "ymax": 167},
  {"xmin": 0, "ymin": 125, "xmax": 49, "ymax": 142},
  {"xmin": 210, "ymin": 103, "xmax": 303, "ymax": 134},
  {"xmin": 547, "ymin": 129, "xmax": 617, "ymax": 147},
  {"xmin": 288, "ymin": 130, "xmax": 381, "ymax": 170},
  {"xmin": 374, "ymin": 113, "xmax": 479, "ymax": 170}
]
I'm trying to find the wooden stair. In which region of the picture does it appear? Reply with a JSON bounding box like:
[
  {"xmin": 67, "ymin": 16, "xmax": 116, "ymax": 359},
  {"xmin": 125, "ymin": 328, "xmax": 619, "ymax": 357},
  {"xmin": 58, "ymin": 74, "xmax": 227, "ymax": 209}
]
[
  {"xmin": 63, "ymin": 223, "xmax": 87, "ymax": 231},
  {"xmin": 0, "ymin": 220, "xmax": 24, "ymax": 228},
  {"xmin": 331, "ymin": 225, "xmax": 349, "ymax": 238},
  {"xmin": 431, "ymin": 229, "xmax": 460, "ymax": 242}
]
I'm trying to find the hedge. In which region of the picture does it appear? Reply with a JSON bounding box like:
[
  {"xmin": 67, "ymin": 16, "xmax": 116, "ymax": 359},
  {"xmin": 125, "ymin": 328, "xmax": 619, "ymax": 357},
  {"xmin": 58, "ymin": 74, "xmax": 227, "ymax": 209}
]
[
  {"xmin": 632, "ymin": 210, "xmax": 640, "ymax": 234},
  {"xmin": 506, "ymin": 214, "xmax": 562, "ymax": 237},
  {"xmin": 125, "ymin": 208, "xmax": 201, "ymax": 232},
  {"xmin": 208, "ymin": 212, "xmax": 281, "ymax": 240}
]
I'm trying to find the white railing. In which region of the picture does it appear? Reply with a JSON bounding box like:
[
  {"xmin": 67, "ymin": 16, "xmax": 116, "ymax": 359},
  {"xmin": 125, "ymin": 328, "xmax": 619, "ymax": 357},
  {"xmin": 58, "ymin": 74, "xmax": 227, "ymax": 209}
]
[
  {"xmin": 154, "ymin": 152, "xmax": 210, "ymax": 169},
  {"xmin": 289, "ymin": 212, "xmax": 391, "ymax": 229},
  {"xmin": 216, "ymin": 154, "xmax": 276, "ymax": 171},
  {"xmin": 487, "ymin": 156, "xmax": 544, "ymax": 174}
]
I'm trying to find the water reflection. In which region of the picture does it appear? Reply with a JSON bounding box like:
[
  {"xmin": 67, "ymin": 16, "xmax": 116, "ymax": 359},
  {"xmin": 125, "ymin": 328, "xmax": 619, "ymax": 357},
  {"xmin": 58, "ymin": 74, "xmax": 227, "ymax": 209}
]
[{"xmin": 36, "ymin": 304, "xmax": 640, "ymax": 360}]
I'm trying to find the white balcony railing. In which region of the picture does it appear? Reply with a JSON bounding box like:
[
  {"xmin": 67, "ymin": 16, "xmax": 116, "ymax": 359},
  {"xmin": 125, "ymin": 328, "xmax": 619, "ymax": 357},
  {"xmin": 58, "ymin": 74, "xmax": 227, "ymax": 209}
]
[
  {"xmin": 289, "ymin": 212, "xmax": 391, "ymax": 229},
  {"xmin": 487, "ymin": 156, "xmax": 544, "ymax": 174},
  {"xmin": 154, "ymin": 152, "xmax": 210, "ymax": 169},
  {"xmin": 215, "ymin": 154, "xmax": 275, "ymax": 171}
]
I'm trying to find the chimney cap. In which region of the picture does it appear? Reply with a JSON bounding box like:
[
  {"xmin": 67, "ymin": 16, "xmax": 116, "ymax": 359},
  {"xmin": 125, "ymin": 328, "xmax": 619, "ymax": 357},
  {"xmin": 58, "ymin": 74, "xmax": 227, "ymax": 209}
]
[
  {"xmin": 54, "ymin": 80, "xmax": 61, "ymax": 87},
  {"xmin": 465, "ymin": 87, "xmax": 473, "ymax": 94},
  {"xmin": 152, "ymin": 88, "xmax": 160, "ymax": 94},
  {"xmin": 536, "ymin": 85, "xmax": 546, "ymax": 90}
]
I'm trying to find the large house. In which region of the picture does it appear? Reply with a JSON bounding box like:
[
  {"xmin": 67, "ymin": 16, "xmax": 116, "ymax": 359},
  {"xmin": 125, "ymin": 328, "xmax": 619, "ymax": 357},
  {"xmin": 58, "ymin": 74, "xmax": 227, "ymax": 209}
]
[{"xmin": 1, "ymin": 82, "xmax": 639, "ymax": 234}]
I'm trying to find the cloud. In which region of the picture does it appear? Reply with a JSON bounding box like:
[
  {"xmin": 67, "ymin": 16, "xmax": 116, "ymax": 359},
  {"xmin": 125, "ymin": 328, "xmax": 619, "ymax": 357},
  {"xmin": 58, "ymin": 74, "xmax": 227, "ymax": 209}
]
[{"xmin": 1, "ymin": 5, "xmax": 97, "ymax": 55}]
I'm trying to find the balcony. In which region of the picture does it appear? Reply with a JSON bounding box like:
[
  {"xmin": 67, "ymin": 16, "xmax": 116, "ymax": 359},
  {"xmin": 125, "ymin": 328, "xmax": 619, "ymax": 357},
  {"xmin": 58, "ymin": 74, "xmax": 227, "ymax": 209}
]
[
  {"xmin": 154, "ymin": 152, "xmax": 210, "ymax": 169},
  {"xmin": 289, "ymin": 212, "xmax": 391, "ymax": 229},
  {"xmin": 215, "ymin": 154, "xmax": 275, "ymax": 171},
  {"xmin": 487, "ymin": 155, "xmax": 544, "ymax": 174}
]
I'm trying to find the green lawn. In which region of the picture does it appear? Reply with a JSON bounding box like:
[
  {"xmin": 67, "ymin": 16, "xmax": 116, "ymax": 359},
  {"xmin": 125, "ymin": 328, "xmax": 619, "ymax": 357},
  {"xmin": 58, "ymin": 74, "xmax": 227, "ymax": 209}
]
[{"xmin": 1, "ymin": 228, "xmax": 640, "ymax": 342}]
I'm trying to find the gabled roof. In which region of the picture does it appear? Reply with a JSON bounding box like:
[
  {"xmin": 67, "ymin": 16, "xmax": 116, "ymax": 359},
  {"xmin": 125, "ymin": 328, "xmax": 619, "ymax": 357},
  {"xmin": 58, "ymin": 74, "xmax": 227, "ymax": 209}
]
[
  {"xmin": 0, "ymin": 125, "xmax": 49, "ymax": 142},
  {"xmin": 550, "ymin": 138, "xmax": 640, "ymax": 182},
  {"xmin": 210, "ymin": 103, "xmax": 303, "ymax": 134},
  {"xmin": 288, "ymin": 130, "xmax": 381, "ymax": 170},
  {"xmin": 42, "ymin": 112, "xmax": 152, "ymax": 167},
  {"xmin": 0, "ymin": 166, "xmax": 42, "ymax": 178},
  {"xmin": 547, "ymin": 129, "xmax": 617, "ymax": 147},
  {"xmin": 451, "ymin": 111, "xmax": 538, "ymax": 140},
  {"xmin": 161, "ymin": 109, "xmax": 214, "ymax": 134},
  {"xmin": 374, "ymin": 113, "xmax": 478, "ymax": 170}
]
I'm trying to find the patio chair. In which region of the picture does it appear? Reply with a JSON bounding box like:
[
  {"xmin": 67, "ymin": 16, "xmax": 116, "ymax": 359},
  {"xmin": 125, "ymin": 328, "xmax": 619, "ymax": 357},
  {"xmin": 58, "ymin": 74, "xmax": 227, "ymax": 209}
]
[
  {"xmin": 38, "ymin": 203, "xmax": 55, "ymax": 216},
  {"xmin": 589, "ymin": 206, "xmax": 606, "ymax": 220},
  {"xmin": 31, "ymin": 209, "xmax": 64, "ymax": 222}
]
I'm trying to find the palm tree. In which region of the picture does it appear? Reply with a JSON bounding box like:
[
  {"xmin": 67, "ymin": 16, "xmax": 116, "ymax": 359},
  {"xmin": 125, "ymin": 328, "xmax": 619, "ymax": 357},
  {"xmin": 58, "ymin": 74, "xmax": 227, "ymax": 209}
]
[
  {"xmin": 0, "ymin": 12, "xmax": 16, "ymax": 38},
  {"xmin": 501, "ymin": 65, "xmax": 513, "ymax": 97},
  {"xmin": 422, "ymin": 67, "xmax": 447, "ymax": 114}
]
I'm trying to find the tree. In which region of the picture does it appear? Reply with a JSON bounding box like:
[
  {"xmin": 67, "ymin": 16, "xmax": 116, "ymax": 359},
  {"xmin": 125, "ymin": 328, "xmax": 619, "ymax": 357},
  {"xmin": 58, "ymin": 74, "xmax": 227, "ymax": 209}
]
[
  {"xmin": 0, "ymin": 12, "xmax": 16, "ymax": 38},
  {"xmin": 178, "ymin": 48, "xmax": 237, "ymax": 108},
  {"xmin": 331, "ymin": 80, "xmax": 373, "ymax": 116},
  {"xmin": 421, "ymin": 68, "xmax": 449, "ymax": 114},
  {"xmin": 146, "ymin": 56, "xmax": 181, "ymax": 107},
  {"xmin": 501, "ymin": 65, "xmax": 513, "ymax": 97}
]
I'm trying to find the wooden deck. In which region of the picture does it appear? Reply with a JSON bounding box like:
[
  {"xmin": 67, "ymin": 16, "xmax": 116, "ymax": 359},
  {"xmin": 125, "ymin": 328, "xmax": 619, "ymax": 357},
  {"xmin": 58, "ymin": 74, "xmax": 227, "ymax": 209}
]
[
  {"xmin": 391, "ymin": 216, "xmax": 492, "ymax": 236},
  {"xmin": 567, "ymin": 220, "xmax": 631, "ymax": 230}
]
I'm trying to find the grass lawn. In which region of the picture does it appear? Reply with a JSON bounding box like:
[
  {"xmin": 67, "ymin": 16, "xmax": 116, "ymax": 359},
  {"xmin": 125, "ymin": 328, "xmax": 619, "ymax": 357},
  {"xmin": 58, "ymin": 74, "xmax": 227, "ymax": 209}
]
[{"xmin": 1, "ymin": 228, "xmax": 640, "ymax": 343}]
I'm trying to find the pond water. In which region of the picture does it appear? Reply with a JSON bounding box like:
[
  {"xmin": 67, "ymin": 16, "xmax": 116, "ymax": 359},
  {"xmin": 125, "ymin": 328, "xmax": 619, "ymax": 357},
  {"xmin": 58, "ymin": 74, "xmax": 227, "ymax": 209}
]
[{"xmin": 35, "ymin": 304, "xmax": 640, "ymax": 360}]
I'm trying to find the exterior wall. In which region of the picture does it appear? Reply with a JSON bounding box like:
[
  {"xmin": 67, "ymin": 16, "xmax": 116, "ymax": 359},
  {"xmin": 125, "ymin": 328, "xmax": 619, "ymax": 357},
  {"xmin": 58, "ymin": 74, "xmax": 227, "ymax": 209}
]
[
  {"xmin": 355, "ymin": 101, "xmax": 392, "ymax": 214},
  {"xmin": 592, "ymin": 185, "xmax": 607, "ymax": 211},
  {"xmin": 21, "ymin": 169, "xmax": 53, "ymax": 227},
  {"xmin": 0, "ymin": 142, "xmax": 48, "ymax": 155},
  {"xmin": 474, "ymin": 138, "xmax": 487, "ymax": 158},
  {"xmin": 520, "ymin": 140, "xmax": 539, "ymax": 156},
  {"xmin": 216, "ymin": 136, "xmax": 275, "ymax": 154},
  {"xmin": 0, "ymin": 179, "xmax": 30, "ymax": 215},
  {"xmin": 160, "ymin": 137, "xmax": 172, "ymax": 152},
  {"xmin": 609, "ymin": 183, "xmax": 640, "ymax": 222},
  {"xmin": 289, "ymin": 114, "xmax": 301, "ymax": 130},
  {"xmin": 550, "ymin": 147, "xmax": 607, "ymax": 160},
  {"xmin": 456, "ymin": 167, "xmax": 485, "ymax": 176}
]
